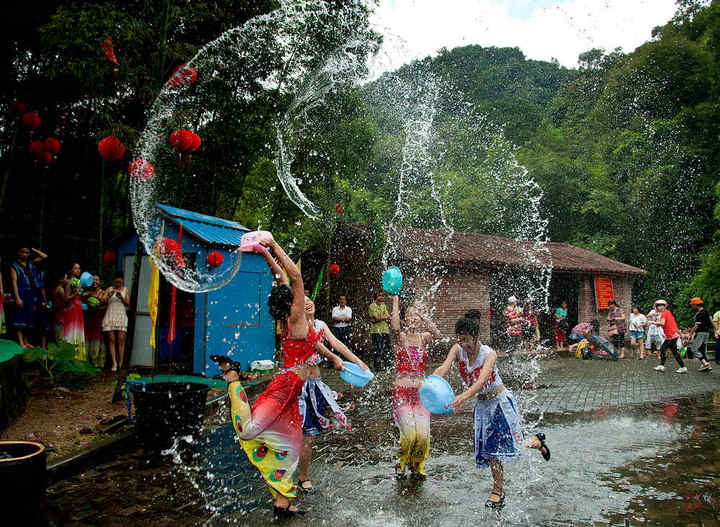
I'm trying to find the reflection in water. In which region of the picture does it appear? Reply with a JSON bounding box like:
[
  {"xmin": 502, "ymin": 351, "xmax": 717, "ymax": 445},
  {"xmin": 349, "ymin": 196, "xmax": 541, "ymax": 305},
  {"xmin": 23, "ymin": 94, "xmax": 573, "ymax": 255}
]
[{"xmin": 47, "ymin": 390, "xmax": 720, "ymax": 526}]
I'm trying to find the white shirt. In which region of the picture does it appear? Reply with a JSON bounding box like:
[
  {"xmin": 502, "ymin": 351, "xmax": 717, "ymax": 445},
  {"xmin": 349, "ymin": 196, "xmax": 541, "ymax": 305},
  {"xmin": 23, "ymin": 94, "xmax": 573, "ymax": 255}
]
[
  {"xmin": 629, "ymin": 313, "xmax": 647, "ymax": 332},
  {"xmin": 331, "ymin": 305, "xmax": 352, "ymax": 327}
]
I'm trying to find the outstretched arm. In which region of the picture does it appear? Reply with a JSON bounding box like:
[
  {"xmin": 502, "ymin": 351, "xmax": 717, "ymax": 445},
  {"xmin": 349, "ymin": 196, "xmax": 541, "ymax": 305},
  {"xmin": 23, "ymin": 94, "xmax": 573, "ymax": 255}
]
[
  {"xmin": 315, "ymin": 340, "xmax": 344, "ymax": 370},
  {"xmin": 452, "ymin": 350, "xmax": 497, "ymax": 411},
  {"xmin": 319, "ymin": 321, "xmax": 368, "ymax": 370},
  {"xmin": 432, "ymin": 343, "xmax": 458, "ymax": 377},
  {"xmin": 390, "ymin": 295, "xmax": 401, "ymax": 334},
  {"xmin": 255, "ymin": 245, "xmax": 288, "ymax": 287}
]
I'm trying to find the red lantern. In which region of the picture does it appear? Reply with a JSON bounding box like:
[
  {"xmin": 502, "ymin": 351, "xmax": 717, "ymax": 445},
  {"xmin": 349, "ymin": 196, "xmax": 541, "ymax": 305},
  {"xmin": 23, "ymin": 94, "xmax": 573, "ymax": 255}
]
[
  {"xmin": 22, "ymin": 112, "xmax": 42, "ymax": 130},
  {"xmin": 335, "ymin": 201, "xmax": 343, "ymax": 215},
  {"xmin": 44, "ymin": 137, "xmax": 61, "ymax": 155},
  {"xmin": 98, "ymin": 136, "xmax": 125, "ymax": 162},
  {"xmin": 41, "ymin": 151, "xmax": 53, "ymax": 166},
  {"xmin": 101, "ymin": 36, "xmax": 119, "ymax": 66},
  {"xmin": 158, "ymin": 238, "xmax": 185, "ymax": 268},
  {"xmin": 168, "ymin": 64, "xmax": 198, "ymax": 87},
  {"xmin": 206, "ymin": 251, "xmax": 224, "ymax": 268},
  {"xmin": 11, "ymin": 101, "xmax": 25, "ymax": 116},
  {"xmin": 29, "ymin": 140, "xmax": 45, "ymax": 159},
  {"xmin": 188, "ymin": 131, "xmax": 201, "ymax": 152},
  {"xmin": 169, "ymin": 129, "xmax": 195, "ymax": 152},
  {"xmin": 102, "ymin": 251, "xmax": 118, "ymax": 266},
  {"xmin": 329, "ymin": 263, "xmax": 340, "ymax": 276},
  {"xmin": 129, "ymin": 158, "xmax": 155, "ymax": 181}
]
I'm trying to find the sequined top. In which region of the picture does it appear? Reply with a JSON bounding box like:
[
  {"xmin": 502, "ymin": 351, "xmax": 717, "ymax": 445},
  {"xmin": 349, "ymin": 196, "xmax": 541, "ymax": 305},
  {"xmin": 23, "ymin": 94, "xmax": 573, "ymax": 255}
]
[
  {"xmin": 395, "ymin": 346, "xmax": 427, "ymax": 377},
  {"xmin": 457, "ymin": 344, "xmax": 502, "ymax": 394},
  {"xmin": 282, "ymin": 320, "xmax": 323, "ymax": 369}
]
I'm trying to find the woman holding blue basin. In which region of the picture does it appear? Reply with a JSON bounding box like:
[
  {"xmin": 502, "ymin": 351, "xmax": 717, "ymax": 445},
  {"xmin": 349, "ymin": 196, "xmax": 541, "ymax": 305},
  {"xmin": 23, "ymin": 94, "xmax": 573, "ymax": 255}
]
[
  {"xmin": 433, "ymin": 310, "xmax": 551, "ymax": 509},
  {"xmin": 296, "ymin": 296, "xmax": 370, "ymax": 493},
  {"xmin": 390, "ymin": 294, "xmax": 439, "ymax": 480}
]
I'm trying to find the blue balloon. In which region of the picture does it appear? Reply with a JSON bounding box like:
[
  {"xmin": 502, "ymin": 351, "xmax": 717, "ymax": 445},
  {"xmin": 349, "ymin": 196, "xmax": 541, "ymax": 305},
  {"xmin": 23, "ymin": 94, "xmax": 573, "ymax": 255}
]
[
  {"xmin": 382, "ymin": 266, "xmax": 403, "ymax": 295},
  {"xmin": 79, "ymin": 272, "xmax": 94, "ymax": 288},
  {"xmin": 419, "ymin": 375, "xmax": 455, "ymax": 414},
  {"xmin": 339, "ymin": 361, "xmax": 374, "ymax": 388}
]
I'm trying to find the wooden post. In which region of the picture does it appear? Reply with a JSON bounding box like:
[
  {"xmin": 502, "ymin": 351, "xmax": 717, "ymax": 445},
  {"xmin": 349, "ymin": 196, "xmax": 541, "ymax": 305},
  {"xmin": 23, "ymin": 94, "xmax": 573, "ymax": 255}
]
[{"xmin": 112, "ymin": 238, "xmax": 143, "ymax": 403}]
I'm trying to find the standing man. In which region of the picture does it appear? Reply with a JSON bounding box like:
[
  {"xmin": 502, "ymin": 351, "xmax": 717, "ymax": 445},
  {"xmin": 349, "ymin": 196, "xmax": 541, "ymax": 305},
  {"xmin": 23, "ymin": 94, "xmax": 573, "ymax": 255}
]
[
  {"xmin": 652, "ymin": 300, "xmax": 686, "ymax": 373},
  {"xmin": 504, "ymin": 296, "xmax": 523, "ymax": 359},
  {"xmin": 369, "ymin": 292, "xmax": 392, "ymax": 371},
  {"xmin": 331, "ymin": 295, "xmax": 352, "ymax": 349},
  {"xmin": 688, "ymin": 297, "xmax": 713, "ymax": 372}
]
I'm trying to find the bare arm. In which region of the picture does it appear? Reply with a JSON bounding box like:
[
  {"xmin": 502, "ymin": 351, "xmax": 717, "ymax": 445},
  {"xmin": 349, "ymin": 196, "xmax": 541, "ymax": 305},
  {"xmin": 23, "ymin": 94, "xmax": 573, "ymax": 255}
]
[
  {"xmin": 10, "ymin": 268, "xmax": 21, "ymax": 306},
  {"xmin": 320, "ymin": 321, "xmax": 368, "ymax": 370},
  {"xmin": 259, "ymin": 237, "xmax": 305, "ymax": 329},
  {"xmin": 452, "ymin": 350, "xmax": 498, "ymax": 411},
  {"xmin": 314, "ymin": 341, "xmax": 344, "ymax": 370},
  {"xmin": 432, "ymin": 343, "xmax": 458, "ymax": 377},
  {"xmin": 31, "ymin": 248, "xmax": 48, "ymax": 263},
  {"xmin": 122, "ymin": 287, "xmax": 130, "ymax": 307},
  {"xmin": 390, "ymin": 295, "xmax": 401, "ymax": 334},
  {"xmin": 255, "ymin": 245, "xmax": 288, "ymax": 286}
]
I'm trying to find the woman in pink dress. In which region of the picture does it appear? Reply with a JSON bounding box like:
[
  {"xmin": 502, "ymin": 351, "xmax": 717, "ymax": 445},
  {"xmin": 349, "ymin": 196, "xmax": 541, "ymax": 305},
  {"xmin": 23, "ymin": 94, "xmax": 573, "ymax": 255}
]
[{"xmin": 63, "ymin": 263, "xmax": 86, "ymax": 360}]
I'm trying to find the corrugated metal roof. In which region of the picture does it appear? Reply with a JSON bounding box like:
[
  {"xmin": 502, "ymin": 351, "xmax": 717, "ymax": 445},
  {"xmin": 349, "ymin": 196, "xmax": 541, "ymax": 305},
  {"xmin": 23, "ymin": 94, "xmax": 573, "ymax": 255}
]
[{"xmin": 156, "ymin": 203, "xmax": 249, "ymax": 247}]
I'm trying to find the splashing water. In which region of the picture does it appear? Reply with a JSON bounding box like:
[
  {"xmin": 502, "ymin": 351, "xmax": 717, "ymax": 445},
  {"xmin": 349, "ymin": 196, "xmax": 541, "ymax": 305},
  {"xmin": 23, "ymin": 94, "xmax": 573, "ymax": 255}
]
[{"xmin": 131, "ymin": 0, "xmax": 378, "ymax": 292}]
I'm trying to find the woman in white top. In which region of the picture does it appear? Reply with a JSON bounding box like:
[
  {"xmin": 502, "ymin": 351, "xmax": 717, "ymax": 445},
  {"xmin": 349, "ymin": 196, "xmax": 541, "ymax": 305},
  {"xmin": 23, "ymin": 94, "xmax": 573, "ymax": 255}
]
[
  {"xmin": 629, "ymin": 306, "xmax": 647, "ymax": 359},
  {"xmin": 101, "ymin": 272, "xmax": 129, "ymax": 371}
]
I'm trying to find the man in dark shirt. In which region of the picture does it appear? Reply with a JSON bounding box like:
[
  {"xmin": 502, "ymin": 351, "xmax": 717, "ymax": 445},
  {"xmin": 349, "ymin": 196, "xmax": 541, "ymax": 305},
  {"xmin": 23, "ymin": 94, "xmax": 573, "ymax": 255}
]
[{"xmin": 689, "ymin": 297, "xmax": 713, "ymax": 371}]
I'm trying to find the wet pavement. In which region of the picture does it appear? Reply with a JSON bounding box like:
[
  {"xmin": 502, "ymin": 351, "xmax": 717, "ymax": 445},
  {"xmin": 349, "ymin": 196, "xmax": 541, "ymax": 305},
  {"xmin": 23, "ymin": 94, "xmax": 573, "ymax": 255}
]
[{"xmin": 46, "ymin": 357, "xmax": 720, "ymax": 526}]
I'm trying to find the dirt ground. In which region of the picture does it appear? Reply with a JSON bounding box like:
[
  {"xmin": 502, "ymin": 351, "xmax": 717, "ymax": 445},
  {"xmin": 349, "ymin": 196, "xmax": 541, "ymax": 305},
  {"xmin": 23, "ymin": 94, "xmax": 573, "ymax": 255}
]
[{"xmin": 1, "ymin": 373, "xmax": 127, "ymax": 462}]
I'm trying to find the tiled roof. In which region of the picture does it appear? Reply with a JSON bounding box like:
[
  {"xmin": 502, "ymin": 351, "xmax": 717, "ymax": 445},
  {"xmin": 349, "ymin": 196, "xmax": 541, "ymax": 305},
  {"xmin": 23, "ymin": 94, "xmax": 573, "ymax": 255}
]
[
  {"xmin": 388, "ymin": 226, "xmax": 646, "ymax": 276},
  {"xmin": 157, "ymin": 204, "xmax": 249, "ymax": 247}
]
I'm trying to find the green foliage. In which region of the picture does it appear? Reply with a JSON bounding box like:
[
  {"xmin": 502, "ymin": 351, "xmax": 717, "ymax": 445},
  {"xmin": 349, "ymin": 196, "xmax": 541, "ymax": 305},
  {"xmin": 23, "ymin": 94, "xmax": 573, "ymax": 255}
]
[{"xmin": 22, "ymin": 341, "xmax": 98, "ymax": 387}]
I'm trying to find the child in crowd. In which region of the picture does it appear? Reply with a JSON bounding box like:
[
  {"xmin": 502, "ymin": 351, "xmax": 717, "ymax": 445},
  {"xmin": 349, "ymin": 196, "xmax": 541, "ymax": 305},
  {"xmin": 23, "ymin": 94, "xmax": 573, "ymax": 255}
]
[{"xmin": 629, "ymin": 306, "xmax": 647, "ymax": 359}]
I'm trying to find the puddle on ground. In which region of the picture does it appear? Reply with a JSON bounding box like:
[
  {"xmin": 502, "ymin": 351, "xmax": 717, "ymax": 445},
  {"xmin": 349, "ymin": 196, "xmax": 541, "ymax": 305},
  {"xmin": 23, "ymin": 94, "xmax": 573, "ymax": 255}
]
[{"xmin": 47, "ymin": 382, "xmax": 720, "ymax": 526}]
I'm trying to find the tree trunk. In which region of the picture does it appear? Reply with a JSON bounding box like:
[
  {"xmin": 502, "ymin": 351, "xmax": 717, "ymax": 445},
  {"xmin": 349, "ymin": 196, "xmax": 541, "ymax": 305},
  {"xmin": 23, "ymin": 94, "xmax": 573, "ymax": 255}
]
[{"xmin": 111, "ymin": 238, "xmax": 143, "ymax": 403}]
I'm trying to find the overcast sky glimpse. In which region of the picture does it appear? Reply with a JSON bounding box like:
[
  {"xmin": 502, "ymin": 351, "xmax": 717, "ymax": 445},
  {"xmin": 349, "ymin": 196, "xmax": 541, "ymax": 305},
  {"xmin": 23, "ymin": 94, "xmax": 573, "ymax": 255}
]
[{"xmin": 369, "ymin": 0, "xmax": 678, "ymax": 74}]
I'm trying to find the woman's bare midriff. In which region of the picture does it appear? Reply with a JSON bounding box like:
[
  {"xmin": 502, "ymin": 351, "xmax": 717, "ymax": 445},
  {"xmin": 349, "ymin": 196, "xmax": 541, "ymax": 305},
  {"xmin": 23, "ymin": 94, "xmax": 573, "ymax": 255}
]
[
  {"xmin": 394, "ymin": 375, "xmax": 424, "ymax": 388},
  {"xmin": 307, "ymin": 364, "xmax": 321, "ymax": 379}
]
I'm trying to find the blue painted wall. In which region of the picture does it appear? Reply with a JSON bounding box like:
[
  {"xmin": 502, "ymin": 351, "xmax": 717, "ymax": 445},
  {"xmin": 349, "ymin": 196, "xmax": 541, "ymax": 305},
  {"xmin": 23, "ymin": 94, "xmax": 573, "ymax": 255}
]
[{"xmin": 118, "ymin": 223, "xmax": 274, "ymax": 376}]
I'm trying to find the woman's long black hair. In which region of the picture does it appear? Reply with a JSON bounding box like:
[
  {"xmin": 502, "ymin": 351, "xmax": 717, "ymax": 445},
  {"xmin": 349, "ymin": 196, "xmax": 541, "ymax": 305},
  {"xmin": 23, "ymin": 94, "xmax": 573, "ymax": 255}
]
[{"xmin": 268, "ymin": 284, "xmax": 294, "ymax": 321}]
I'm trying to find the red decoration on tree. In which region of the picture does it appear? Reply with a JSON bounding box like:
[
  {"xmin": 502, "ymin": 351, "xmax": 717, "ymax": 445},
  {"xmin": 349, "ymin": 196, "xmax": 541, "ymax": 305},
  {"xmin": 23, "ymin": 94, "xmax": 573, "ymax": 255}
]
[
  {"xmin": 128, "ymin": 158, "xmax": 155, "ymax": 181},
  {"xmin": 335, "ymin": 201, "xmax": 343, "ymax": 215},
  {"xmin": 44, "ymin": 137, "xmax": 61, "ymax": 155},
  {"xmin": 170, "ymin": 129, "xmax": 201, "ymax": 167},
  {"xmin": 102, "ymin": 251, "xmax": 118, "ymax": 266},
  {"xmin": 11, "ymin": 101, "xmax": 26, "ymax": 116},
  {"xmin": 158, "ymin": 238, "xmax": 186, "ymax": 268},
  {"xmin": 329, "ymin": 263, "xmax": 340, "ymax": 276},
  {"xmin": 29, "ymin": 140, "xmax": 45, "ymax": 159},
  {"xmin": 41, "ymin": 151, "xmax": 53, "ymax": 167},
  {"xmin": 168, "ymin": 64, "xmax": 198, "ymax": 87},
  {"xmin": 206, "ymin": 251, "xmax": 224, "ymax": 268},
  {"xmin": 98, "ymin": 136, "xmax": 126, "ymax": 162},
  {"xmin": 22, "ymin": 112, "xmax": 42, "ymax": 130},
  {"xmin": 101, "ymin": 36, "xmax": 119, "ymax": 66}
]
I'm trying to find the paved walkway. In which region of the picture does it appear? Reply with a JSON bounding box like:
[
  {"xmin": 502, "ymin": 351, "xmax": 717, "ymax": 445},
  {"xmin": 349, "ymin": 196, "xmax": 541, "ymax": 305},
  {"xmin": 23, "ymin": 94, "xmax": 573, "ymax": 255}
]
[{"xmin": 507, "ymin": 355, "xmax": 720, "ymax": 414}]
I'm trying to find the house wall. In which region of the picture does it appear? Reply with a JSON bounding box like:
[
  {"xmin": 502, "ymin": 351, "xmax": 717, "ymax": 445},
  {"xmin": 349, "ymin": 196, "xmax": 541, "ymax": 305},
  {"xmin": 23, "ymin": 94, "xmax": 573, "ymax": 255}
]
[{"xmin": 577, "ymin": 274, "xmax": 634, "ymax": 338}]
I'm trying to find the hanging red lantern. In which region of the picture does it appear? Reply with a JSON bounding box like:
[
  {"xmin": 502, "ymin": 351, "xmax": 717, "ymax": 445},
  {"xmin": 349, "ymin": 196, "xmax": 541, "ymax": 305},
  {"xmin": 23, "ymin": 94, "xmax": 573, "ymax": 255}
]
[
  {"xmin": 44, "ymin": 137, "xmax": 61, "ymax": 155},
  {"xmin": 188, "ymin": 131, "xmax": 201, "ymax": 152},
  {"xmin": 102, "ymin": 251, "xmax": 118, "ymax": 266},
  {"xmin": 168, "ymin": 64, "xmax": 198, "ymax": 87},
  {"xmin": 100, "ymin": 36, "xmax": 119, "ymax": 66},
  {"xmin": 206, "ymin": 251, "xmax": 224, "ymax": 268},
  {"xmin": 41, "ymin": 151, "xmax": 53, "ymax": 167},
  {"xmin": 129, "ymin": 158, "xmax": 155, "ymax": 181},
  {"xmin": 29, "ymin": 140, "xmax": 45, "ymax": 159},
  {"xmin": 169, "ymin": 129, "xmax": 195, "ymax": 151},
  {"xmin": 335, "ymin": 201, "xmax": 343, "ymax": 215},
  {"xmin": 158, "ymin": 238, "xmax": 185, "ymax": 268},
  {"xmin": 329, "ymin": 263, "xmax": 340, "ymax": 276},
  {"xmin": 22, "ymin": 112, "xmax": 42, "ymax": 130},
  {"xmin": 11, "ymin": 101, "xmax": 26, "ymax": 116},
  {"xmin": 98, "ymin": 136, "xmax": 126, "ymax": 162}
]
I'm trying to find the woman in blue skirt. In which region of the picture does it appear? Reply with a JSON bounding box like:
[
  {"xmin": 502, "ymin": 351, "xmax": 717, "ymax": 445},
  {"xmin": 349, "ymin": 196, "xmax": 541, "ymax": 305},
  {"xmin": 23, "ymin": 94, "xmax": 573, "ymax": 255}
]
[{"xmin": 434, "ymin": 311, "xmax": 550, "ymax": 509}]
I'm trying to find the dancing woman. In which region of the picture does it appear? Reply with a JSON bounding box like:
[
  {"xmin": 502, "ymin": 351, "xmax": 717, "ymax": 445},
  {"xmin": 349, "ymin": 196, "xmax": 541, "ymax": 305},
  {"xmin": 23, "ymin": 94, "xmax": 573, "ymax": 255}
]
[
  {"xmin": 433, "ymin": 311, "xmax": 550, "ymax": 509},
  {"xmin": 390, "ymin": 294, "xmax": 439, "ymax": 479},
  {"xmin": 215, "ymin": 234, "xmax": 342, "ymax": 518},
  {"xmin": 295, "ymin": 296, "xmax": 369, "ymax": 492}
]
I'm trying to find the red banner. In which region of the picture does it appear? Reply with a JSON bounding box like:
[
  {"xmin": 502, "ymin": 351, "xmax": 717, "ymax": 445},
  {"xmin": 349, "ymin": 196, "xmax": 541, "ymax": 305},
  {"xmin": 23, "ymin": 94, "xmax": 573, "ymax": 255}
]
[{"xmin": 594, "ymin": 277, "xmax": 615, "ymax": 310}]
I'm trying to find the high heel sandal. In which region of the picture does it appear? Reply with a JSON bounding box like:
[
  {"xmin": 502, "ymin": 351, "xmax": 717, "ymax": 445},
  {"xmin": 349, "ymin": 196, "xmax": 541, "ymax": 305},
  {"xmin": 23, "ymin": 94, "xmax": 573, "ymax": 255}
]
[
  {"xmin": 485, "ymin": 491, "xmax": 505, "ymax": 509},
  {"xmin": 536, "ymin": 433, "xmax": 551, "ymax": 461},
  {"xmin": 273, "ymin": 505, "xmax": 307, "ymax": 519},
  {"xmin": 298, "ymin": 479, "xmax": 314, "ymax": 493}
]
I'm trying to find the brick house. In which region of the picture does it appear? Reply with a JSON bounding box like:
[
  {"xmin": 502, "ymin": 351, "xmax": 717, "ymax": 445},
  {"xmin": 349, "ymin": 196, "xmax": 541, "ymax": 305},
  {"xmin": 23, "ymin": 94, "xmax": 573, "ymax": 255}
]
[{"xmin": 387, "ymin": 226, "xmax": 646, "ymax": 344}]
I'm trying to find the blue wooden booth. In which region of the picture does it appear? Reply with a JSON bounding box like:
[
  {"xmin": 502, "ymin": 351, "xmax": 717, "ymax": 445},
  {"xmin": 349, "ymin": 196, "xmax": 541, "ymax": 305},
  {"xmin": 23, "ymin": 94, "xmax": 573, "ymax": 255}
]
[{"xmin": 117, "ymin": 204, "xmax": 274, "ymax": 377}]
